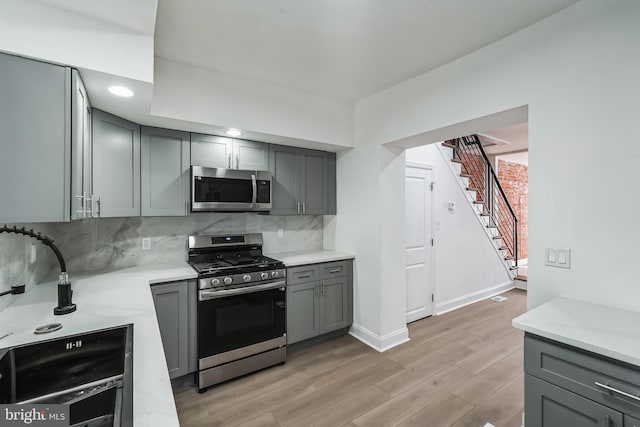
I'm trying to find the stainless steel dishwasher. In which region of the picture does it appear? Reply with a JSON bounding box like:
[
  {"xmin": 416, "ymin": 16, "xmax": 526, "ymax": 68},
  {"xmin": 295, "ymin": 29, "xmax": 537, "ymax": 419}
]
[{"xmin": 0, "ymin": 324, "xmax": 133, "ymax": 427}]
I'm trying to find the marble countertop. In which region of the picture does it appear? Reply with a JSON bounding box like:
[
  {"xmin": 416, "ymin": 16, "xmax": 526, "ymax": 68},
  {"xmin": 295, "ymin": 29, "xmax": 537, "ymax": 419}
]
[
  {"xmin": 0, "ymin": 262, "xmax": 197, "ymax": 427},
  {"xmin": 266, "ymin": 249, "xmax": 355, "ymax": 267},
  {"xmin": 512, "ymin": 297, "xmax": 640, "ymax": 366}
]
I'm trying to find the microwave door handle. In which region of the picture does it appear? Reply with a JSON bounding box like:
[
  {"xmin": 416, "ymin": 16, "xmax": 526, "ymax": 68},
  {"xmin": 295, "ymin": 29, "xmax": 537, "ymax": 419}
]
[{"xmin": 251, "ymin": 174, "xmax": 257, "ymax": 206}]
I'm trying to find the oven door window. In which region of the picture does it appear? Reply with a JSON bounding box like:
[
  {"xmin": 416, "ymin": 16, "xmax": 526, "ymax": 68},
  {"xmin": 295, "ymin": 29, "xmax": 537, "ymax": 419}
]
[
  {"xmin": 194, "ymin": 177, "xmax": 253, "ymax": 203},
  {"xmin": 198, "ymin": 287, "xmax": 286, "ymax": 358}
]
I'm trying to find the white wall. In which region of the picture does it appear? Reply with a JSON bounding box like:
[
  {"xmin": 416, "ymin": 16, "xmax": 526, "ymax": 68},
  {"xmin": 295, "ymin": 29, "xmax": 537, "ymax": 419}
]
[
  {"xmin": 339, "ymin": 0, "xmax": 640, "ymax": 324},
  {"xmin": 406, "ymin": 144, "xmax": 513, "ymax": 313},
  {"xmin": 0, "ymin": 0, "xmax": 154, "ymax": 83},
  {"xmin": 151, "ymin": 57, "xmax": 355, "ymax": 148}
]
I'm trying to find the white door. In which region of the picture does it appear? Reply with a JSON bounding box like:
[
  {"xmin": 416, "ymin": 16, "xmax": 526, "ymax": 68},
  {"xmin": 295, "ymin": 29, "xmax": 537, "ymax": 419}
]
[{"xmin": 405, "ymin": 166, "xmax": 434, "ymax": 323}]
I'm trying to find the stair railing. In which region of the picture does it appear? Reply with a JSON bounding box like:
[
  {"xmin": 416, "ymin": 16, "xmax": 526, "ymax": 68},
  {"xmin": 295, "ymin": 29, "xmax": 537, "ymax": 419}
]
[{"xmin": 450, "ymin": 135, "xmax": 518, "ymax": 267}]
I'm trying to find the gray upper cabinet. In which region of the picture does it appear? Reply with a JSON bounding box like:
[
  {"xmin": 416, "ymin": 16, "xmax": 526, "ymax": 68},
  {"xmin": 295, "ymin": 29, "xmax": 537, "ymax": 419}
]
[
  {"xmin": 190, "ymin": 134, "xmax": 232, "ymax": 168},
  {"xmin": 141, "ymin": 127, "xmax": 190, "ymax": 216},
  {"xmin": 269, "ymin": 145, "xmax": 336, "ymax": 215},
  {"xmin": 191, "ymin": 134, "xmax": 269, "ymax": 170},
  {"xmin": 92, "ymin": 110, "xmax": 141, "ymax": 217},
  {"xmin": 71, "ymin": 70, "xmax": 93, "ymax": 220},
  {"xmin": 233, "ymin": 139, "xmax": 269, "ymax": 170},
  {"xmin": 0, "ymin": 52, "xmax": 71, "ymax": 223}
]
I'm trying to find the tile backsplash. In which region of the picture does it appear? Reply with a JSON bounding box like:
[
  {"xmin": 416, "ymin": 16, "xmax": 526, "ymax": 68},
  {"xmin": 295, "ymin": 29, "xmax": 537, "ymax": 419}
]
[{"xmin": 0, "ymin": 213, "xmax": 323, "ymax": 287}]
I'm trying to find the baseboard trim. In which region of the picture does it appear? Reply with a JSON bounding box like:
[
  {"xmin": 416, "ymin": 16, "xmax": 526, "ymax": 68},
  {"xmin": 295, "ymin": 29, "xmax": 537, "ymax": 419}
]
[
  {"xmin": 349, "ymin": 323, "xmax": 410, "ymax": 352},
  {"xmin": 514, "ymin": 279, "xmax": 527, "ymax": 291},
  {"xmin": 435, "ymin": 281, "xmax": 515, "ymax": 315}
]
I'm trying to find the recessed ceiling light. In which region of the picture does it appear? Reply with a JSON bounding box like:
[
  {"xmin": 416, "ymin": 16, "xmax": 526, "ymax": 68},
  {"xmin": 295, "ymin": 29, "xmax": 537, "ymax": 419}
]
[
  {"xmin": 108, "ymin": 86, "xmax": 134, "ymax": 97},
  {"xmin": 225, "ymin": 128, "xmax": 242, "ymax": 137}
]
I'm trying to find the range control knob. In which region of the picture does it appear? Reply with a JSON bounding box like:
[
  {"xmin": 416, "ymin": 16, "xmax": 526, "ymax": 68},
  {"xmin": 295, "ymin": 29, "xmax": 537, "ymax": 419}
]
[
  {"xmin": 210, "ymin": 278, "xmax": 220, "ymax": 286},
  {"xmin": 243, "ymin": 274, "xmax": 251, "ymax": 282},
  {"xmin": 223, "ymin": 277, "xmax": 233, "ymax": 285},
  {"xmin": 261, "ymin": 272, "xmax": 269, "ymax": 280},
  {"xmin": 271, "ymin": 271, "xmax": 279, "ymax": 279}
]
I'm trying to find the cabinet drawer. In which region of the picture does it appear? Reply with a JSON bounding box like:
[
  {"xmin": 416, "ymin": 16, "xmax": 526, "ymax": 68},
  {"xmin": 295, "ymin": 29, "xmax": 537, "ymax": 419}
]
[
  {"xmin": 287, "ymin": 265, "xmax": 319, "ymax": 284},
  {"xmin": 321, "ymin": 261, "xmax": 347, "ymax": 279},
  {"xmin": 525, "ymin": 334, "xmax": 640, "ymax": 418},
  {"xmin": 627, "ymin": 415, "xmax": 640, "ymax": 427}
]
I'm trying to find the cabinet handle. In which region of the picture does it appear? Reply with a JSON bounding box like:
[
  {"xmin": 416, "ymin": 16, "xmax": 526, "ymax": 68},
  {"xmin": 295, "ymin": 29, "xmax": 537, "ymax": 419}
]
[
  {"xmin": 315, "ymin": 284, "xmax": 320, "ymax": 297},
  {"xmin": 298, "ymin": 274, "xmax": 312, "ymax": 279},
  {"xmin": 75, "ymin": 195, "xmax": 85, "ymax": 218},
  {"xmin": 302, "ymin": 201, "xmax": 306, "ymax": 214},
  {"xmin": 321, "ymin": 283, "xmax": 325, "ymax": 296},
  {"xmin": 297, "ymin": 202, "xmax": 301, "ymax": 215},
  {"xmin": 185, "ymin": 200, "xmax": 189, "ymax": 215},
  {"xmin": 328, "ymin": 268, "xmax": 341, "ymax": 273},
  {"xmin": 96, "ymin": 196, "xmax": 101, "ymax": 217},
  {"xmin": 604, "ymin": 415, "xmax": 611, "ymax": 427},
  {"xmin": 228, "ymin": 154, "xmax": 231, "ymax": 168},
  {"xmin": 236, "ymin": 154, "xmax": 239, "ymax": 169},
  {"xmin": 595, "ymin": 381, "xmax": 640, "ymax": 402}
]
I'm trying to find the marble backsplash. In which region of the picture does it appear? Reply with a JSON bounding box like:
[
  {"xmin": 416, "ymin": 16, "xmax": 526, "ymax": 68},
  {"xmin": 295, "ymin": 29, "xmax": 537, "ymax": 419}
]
[{"xmin": 0, "ymin": 213, "xmax": 324, "ymax": 287}]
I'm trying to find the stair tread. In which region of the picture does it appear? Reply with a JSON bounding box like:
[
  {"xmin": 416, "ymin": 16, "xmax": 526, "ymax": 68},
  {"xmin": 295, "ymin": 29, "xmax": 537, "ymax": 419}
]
[
  {"xmin": 516, "ymin": 275, "xmax": 528, "ymax": 282},
  {"xmin": 481, "ymin": 213, "xmax": 491, "ymax": 217},
  {"xmin": 492, "ymin": 235, "xmax": 502, "ymax": 239},
  {"xmin": 466, "ymin": 187, "xmax": 480, "ymax": 192},
  {"xmin": 510, "ymin": 266, "xmax": 519, "ymax": 270},
  {"xmin": 442, "ymin": 142, "xmax": 456, "ymax": 149},
  {"xmin": 473, "ymin": 200, "xmax": 484, "ymax": 204},
  {"xmin": 504, "ymin": 256, "xmax": 515, "ymax": 260},
  {"xmin": 460, "ymin": 173, "xmax": 472, "ymax": 178},
  {"xmin": 499, "ymin": 246, "xmax": 508, "ymax": 250},
  {"xmin": 451, "ymin": 158, "xmax": 463, "ymax": 164}
]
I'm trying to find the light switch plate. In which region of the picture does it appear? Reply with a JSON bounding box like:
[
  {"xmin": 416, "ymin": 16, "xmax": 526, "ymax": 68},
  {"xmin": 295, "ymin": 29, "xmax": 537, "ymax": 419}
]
[
  {"xmin": 277, "ymin": 228, "xmax": 284, "ymax": 238},
  {"xmin": 545, "ymin": 247, "xmax": 571, "ymax": 269}
]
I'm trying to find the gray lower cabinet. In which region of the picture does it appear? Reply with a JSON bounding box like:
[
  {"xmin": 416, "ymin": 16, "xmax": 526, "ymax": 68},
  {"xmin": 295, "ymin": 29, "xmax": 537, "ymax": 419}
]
[
  {"xmin": 190, "ymin": 133, "xmax": 269, "ymax": 171},
  {"xmin": 92, "ymin": 109, "xmax": 141, "ymax": 217},
  {"xmin": 286, "ymin": 260, "xmax": 353, "ymax": 344},
  {"xmin": 141, "ymin": 127, "xmax": 190, "ymax": 216},
  {"xmin": 269, "ymin": 144, "xmax": 336, "ymax": 215},
  {"xmin": 0, "ymin": 52, "xmax": 71, "ymax": 223},
  {"xmin": 151, "ymin": 280, "xmax": 197, "ymax": 379},
  {"xmin": 524, "ymin": 334, "xmax": 640, "ymax": 427}
]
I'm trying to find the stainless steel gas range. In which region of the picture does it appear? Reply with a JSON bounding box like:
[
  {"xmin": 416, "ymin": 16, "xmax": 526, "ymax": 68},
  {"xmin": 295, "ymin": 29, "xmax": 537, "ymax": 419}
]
[{"xmin": 187, "ymin": 234, "xmax": 286, "ymax": 391}]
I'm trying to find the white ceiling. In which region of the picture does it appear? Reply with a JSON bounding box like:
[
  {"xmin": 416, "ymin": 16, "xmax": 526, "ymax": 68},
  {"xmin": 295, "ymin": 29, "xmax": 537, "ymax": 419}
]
[
  {"xmin": 497, "ymin": 151, "xmax": 529, "ymax": 166},
  {"xmin": 481, "ymin": 122, "xmax": 529, "ymax": 155},
  {"xmin": 155, "ymin": 0, "xmax": 580, "ymax": 102}
]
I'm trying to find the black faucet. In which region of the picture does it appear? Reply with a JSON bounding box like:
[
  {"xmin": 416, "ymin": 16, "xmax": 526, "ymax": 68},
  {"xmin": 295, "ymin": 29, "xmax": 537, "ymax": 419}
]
[{"xmin": 0, "ymin": 225, "xmax": 76, "ymax": 315}]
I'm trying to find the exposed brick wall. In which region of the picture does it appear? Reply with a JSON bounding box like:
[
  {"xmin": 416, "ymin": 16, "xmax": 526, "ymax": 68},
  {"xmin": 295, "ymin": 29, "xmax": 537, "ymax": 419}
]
[{"xmin": 497, "ymin": 160, "xmax": 528, "ymax": 260}]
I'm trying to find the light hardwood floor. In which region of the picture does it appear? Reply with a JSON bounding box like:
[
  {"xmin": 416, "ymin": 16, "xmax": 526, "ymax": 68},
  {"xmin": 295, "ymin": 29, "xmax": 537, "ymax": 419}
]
[{"xmin": 174, "ymin": 289, "xmax": 526, "ymax": 427}]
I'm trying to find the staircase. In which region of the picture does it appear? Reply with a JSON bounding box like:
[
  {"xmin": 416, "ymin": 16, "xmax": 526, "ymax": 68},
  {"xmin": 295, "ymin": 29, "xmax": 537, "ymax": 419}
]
[{"xmin": 440, "ymin": 135, "xmax": 519, "ymax": 277}]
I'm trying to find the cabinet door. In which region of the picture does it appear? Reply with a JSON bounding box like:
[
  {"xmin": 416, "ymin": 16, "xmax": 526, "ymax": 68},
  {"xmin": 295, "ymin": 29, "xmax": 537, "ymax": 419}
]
[
  {"xmin": 300, "ymin": 150, "xmax": 328, "ymax": 215},
  {"xmin": 326, "ymin": 152, "xmax": 337, "ymax": 215},
  {"xmin": 141, "ymin": 127, "xmax": 190, "ymax": 216},
  {"xmin": 320, "ymin": 277, "xmax": 350, "ymax": 333},
  {"xmin": 525, "ymin": 374, "xmax": 623, "ymax": 427},
  {"xmin": 233, "ymin": 139, "xmax": 269, "ymax": 170},
  {"xmin": 92, "ymin": 109, "xmax": 140, "ymax": 217},
  {"xmin": 0, "ymin": 53, "xmax": 71, "ymax": 223},
  {"xmin": 286, "ymin": 282, "xmax": 321, "ymax": 344},
  {"xmin": 269, "ymin": 145, "xmax": 301, "ymax": 215},
  {"xmin": 151, "ymin": 281, "xmax": 189, "ymax": 379},
  {"xmin": 71, "ymin": 70, "xmax": 92, "ymax": 220},
  {"xmin": 626, "ymin": 415, "xmax": 640, "ymax": 427},
  {"xmin": 191, "ymin": 134, "xmax": 233, "ymax": 168}
]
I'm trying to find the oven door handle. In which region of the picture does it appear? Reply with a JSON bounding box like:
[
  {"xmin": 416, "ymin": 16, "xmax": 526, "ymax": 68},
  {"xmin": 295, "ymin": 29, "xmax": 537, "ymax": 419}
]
[
  {"xmin": 251, "ymin": 173, "xmax": 257, "ymax": 207},
  {"xmin": 199, "ymin": 280, "xmax": 286, "ymax": 300}
]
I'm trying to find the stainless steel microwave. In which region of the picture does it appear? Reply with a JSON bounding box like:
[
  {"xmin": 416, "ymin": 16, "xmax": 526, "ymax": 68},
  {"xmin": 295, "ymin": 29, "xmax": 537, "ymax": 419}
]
[{"xmin": 191, "ymin": 166, "xmax": 272, "ymax": 212}]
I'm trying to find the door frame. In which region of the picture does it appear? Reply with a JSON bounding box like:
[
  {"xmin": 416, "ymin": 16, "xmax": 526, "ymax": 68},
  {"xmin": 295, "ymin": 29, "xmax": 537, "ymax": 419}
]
[{"xmin": 405, "ymin": 161, "xmax": 436, "ymax": 323}]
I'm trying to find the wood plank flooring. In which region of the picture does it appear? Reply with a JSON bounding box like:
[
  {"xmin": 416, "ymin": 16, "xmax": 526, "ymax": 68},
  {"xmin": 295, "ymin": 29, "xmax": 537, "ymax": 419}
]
[{"xmin": 173, "ymin": 289, "xmax": 526, "ymax": 427}]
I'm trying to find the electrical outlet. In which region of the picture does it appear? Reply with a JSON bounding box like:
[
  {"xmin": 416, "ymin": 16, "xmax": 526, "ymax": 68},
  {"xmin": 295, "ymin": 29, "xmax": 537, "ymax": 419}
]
[
  {"xmin": 142, "ymin": 238, "xmax": 151, "ymax": 250},
  {"xmin": 277, "ymin": 228, "xmax": 284, "ymax": 239}
]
